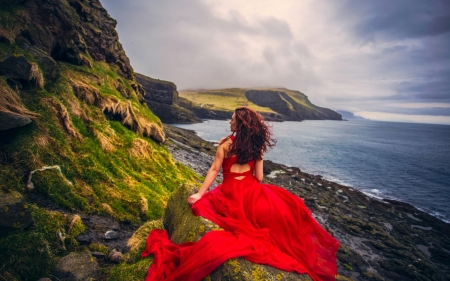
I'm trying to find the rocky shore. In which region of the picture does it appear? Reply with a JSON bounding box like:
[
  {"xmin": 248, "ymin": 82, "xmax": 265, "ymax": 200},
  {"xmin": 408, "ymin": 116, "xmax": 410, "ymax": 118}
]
[{"xmin": 164, "ymin": 124, "xmax": 450, "ymax": 281}]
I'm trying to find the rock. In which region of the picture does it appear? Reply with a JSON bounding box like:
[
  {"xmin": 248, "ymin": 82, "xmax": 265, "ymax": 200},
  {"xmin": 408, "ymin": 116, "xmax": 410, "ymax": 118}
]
[
  {"xmin": 0, "ymin": 189, "xmax": 33, "ymax": 236},
  {"xmin": 136, "ymin": 73, "xmax": 178, "ymax": 105},
  {"xmin": 108, "ymin": 249, "xmax": 122, "ymax": 263},
  {"xmin": 163, "ymin": 184, "xmax": 311, "ymax": 280},
  {"xmin": 104, "ymin": 230, "xmax": 120, "ymax": 240},
  {"xmin": 37, "ymin": 278, "xmax": 52, "ymax": 281},
  {"xmin": 53, "ymin": 252, "xmax": 99, "ymax": 281},
  {"xmin": 0, "ymin": 111, "xmax": 32, "ymax": 131},
  {"xmin": 0, "ymin": 54, "xmax": 44, "ymax": 88},
  {"xmin": 90, "ymin": 251, "xmax": 105, "ymax": 259},
  {"xmin": 146, "ymin": 100, "xmax": 202, "ymax": 124},
  {"xmin": 75, "ymin": 232, "xmax": 92, "ymax": 244}
]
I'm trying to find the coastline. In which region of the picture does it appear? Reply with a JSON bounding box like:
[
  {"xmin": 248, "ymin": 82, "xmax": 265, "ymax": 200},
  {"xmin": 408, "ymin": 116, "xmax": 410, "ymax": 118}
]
[{"xmin": 164, "ymin": 124, "xmax": 450, "ymax": 280}]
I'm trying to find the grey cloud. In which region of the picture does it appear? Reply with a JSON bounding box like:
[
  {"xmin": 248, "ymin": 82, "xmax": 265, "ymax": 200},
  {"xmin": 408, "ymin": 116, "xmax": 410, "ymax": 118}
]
[
  {"xmin": 335, "ymin": 0, "xmax": 450, "ymax": 41},
  {"xmin": 102, "ymin": 0, "xmax": 450, "ymax": 123},
  {"xmin": 259, "ymin": 17, "xmax": 292, "ymax": 39},
  {"xmin": 263, "ymin": 47, "xmax": 276, "ymax": 66}
]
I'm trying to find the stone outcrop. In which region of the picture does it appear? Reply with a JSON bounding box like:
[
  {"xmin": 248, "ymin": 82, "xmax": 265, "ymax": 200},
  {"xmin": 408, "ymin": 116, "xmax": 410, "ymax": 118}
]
[
  {"xmin": 0, "ymin": 54, "xmax": 44, "ymax": 88},
  {"xmin": 0, "ymin": 189, "xmax": 33, "ymax": 236},
  {"xmin": 4, "ymin": 0, "xmax": 133, "ymax": 80},
  {"xmin": 136, "ymin": 73, "xmax": 202, "ymax": 123},
  {"xmin": 136, "ymin": 73, "xmax": 178, "ymax": 105},
  {"xmin": 163, "ymin": 184, "xmax": 312, "ymax": 280},
  {"xmin": 53, "ymin": 252, "xmax": 100, "ymax": 281}
]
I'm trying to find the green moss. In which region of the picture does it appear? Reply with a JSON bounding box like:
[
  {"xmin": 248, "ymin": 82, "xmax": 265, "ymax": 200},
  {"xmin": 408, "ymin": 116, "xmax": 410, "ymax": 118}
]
[
  {"xmin": 0, "ymin": 45, "xmax": 199, "ymax": 280},
  {"xmin": 251, "ymin": 264, "xmax": 264, "ymax": 281},
  {"xmin": 344, "ymin": 263, "xmax": 353, "ymax": 271},
  {"xmin": 108, "ymin": 259, "xmax": 151, "ymax": 281},
  {"xmin": 108, "ymin": 220, "xmax": 163, "ymax": 280},
  {"xmin": 88, "ymin": 243, "xmax": 109, "ymax": 256},
  {"xmin": 228, "ymin": 258, "xmax": 241, "ymax": 273},
  {"xmin": 0, "ymin": 206, "xmax": 85, "ymax": 280}
]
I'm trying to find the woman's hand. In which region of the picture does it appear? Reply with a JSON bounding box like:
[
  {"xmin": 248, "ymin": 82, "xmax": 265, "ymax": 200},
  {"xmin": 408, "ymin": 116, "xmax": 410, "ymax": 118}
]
[{"xmin": 187, "ymin": 193, "xmax": 203, "ymax": 206}]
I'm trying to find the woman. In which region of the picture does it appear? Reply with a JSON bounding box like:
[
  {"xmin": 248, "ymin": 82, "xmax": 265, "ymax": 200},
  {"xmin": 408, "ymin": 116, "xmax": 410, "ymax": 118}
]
[{"xmin": 142, "ymin": 107, "xmax": 340, "ymax": 281}]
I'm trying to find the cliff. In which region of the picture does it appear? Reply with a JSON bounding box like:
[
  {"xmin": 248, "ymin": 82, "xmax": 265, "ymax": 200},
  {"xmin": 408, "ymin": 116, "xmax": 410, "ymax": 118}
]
[
  {"xmin": 0, "ymin": 1, "xmax": 198, "ymax": 279},
  {"xmin": 136, "ymin": 72, "xmax": 201, "ymax": 124},
  {"xmin": 337, "ymin": 110, "xmax": 367, "ymax": 120},
  {"xmin": 180, "ymin": 88, "xmax": 342, "ymax": 121}
]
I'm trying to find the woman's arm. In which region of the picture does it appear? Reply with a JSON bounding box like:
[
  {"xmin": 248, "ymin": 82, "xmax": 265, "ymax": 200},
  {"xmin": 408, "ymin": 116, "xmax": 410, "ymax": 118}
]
[
  {"xmin": 254, "ymin": 158, "xmax": 264, "ymax": 182},
  {"xmin": 188, "ymin": 138, "xmax": 227, "ymax": 205}
]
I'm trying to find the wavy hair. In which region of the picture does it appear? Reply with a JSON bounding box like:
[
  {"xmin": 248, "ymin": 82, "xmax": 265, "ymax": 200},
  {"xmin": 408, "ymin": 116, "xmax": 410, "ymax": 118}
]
[{"xmin": 226, "ymin": 107, "xmax": 276, "ymax": 164}]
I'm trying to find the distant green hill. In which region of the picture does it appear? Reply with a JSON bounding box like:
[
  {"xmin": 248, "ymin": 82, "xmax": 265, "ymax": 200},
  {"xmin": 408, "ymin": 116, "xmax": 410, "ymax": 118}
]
[{"xmin": 179, "ymin": 88, "xmax": 342, "ymax": 121}]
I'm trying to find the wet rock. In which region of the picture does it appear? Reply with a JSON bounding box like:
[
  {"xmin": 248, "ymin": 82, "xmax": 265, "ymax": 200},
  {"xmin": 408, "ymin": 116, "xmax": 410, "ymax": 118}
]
[
  {"xmin": 37, "ymin": 278, "xmax": 52, "ymax": 281},
  {"xmin": 104, "ymin": 230, "xmax": 120, "ymax": 240},
  {"xmin": 0, "ymin": 189, "xmax": 33, "ymax": 236},
  {"xmin": 108, "ymin": 249, "xmax": 122, "ymax": 263},
  {"xmin": 75, "ymin": 215, "xmax": 133, "ymax": 253},
  {"xmin": 75, "ymin": 232, "xmax": 92, "ymax": 244},
  {"xmin": 53, "ymin": 252, "xmax": 99, "ymax": 281}
]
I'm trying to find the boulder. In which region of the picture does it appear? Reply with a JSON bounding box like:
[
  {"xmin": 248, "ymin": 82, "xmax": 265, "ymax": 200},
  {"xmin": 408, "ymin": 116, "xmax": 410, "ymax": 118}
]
[
  {"xmin": 0, "ymin": 54, "xmax": 44, "ymax": 88},
  {"xmin": 108, "ymin": 249, "xmax": 123, "ymax": 263},
  {"xmin": 0, "ymin": 111, "xmax": 32, "ymax": 131},
  {"xmin": 53, "ymin": 252, "xmax": 99, "ymax": 281},
  {"xmin": 163, "ymin": 184, "xmax": 311, "ymax": 280},
  {"xmin": 0, "ymin": 189, "xmax": 33, "ymax": 236}
]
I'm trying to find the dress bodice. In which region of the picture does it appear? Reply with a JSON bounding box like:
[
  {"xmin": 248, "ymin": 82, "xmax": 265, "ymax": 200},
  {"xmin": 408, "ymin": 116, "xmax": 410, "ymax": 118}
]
[{"xmin": 222, "ymin": 135, "xmax": 255, "ymax": 180}]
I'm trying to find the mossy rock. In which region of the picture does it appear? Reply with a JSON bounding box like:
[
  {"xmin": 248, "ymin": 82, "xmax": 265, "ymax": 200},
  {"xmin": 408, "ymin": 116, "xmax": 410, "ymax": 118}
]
[
  {"xmin": 0, "ymin": 189, "xmax": 33, "ymax": 235},
  {"xmin": 164, "ymin": 184, "xmax": 312, "ymax": 280}
]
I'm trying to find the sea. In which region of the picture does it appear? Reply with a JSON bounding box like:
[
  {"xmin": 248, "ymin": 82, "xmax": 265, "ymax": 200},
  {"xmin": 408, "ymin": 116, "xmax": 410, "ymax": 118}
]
[{"xmin": 173, "ymin": 120, "xmax": 450, "ymax": 223}]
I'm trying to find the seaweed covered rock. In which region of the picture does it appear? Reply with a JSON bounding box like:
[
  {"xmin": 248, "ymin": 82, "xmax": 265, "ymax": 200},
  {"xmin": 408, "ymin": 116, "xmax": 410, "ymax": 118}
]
[
  {"xmin": 0, "ymin": 189, "xmax": 33, "ymax": 236},
  {"xmin": 163, "ymin": 184, "xmax": 312, "ymax": 280}
]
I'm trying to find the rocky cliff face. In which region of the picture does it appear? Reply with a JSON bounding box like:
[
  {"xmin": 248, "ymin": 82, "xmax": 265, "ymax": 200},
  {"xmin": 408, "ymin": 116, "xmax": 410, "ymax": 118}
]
[
  {"xmin": 136, "ymin": 73, "xmax": 201, "ymax": 123},
  {"xmin": 1, "ymin": 0, "xmax": 135, "ymax": 80},
  {"xmin": 245, "ymin": 90, "xmax": 342, "ymax": 121},
  {"xmin": 0, "ymin": 1, "xmax": 199, "ymax": 280},
  {"xmin": 136, "ymin": 73, "xmax": 178, "ymax": 105},
  {"xmin": 178, "ymin": 88, "xmax": 342, "ymax": 122}
]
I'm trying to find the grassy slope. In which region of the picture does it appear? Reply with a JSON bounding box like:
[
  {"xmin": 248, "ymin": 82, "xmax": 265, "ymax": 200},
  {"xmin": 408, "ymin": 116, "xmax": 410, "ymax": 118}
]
[
  {"xmin": 0, "ymin": 41, "xmax": 198, "ymax": 280},
  {"xmin": 180, "ymin": 87, "xmax": 316, "ymax": 113},
  {"xmin": 180, "ymin": 88, "xmax": 276, "ymax": 113}
]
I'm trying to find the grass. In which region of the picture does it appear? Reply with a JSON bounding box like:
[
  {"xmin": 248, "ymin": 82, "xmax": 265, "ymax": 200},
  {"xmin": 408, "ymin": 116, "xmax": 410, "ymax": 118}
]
[
  {"xmin": 180, "ymin": 87, "xmax": 316, "ymax": 113},
  {"xmin": 0, "ymin": 44, "xmax": 199, "ymax": 280},
  {"xmin": 180, "ymin": 88, "xmax": 276, "ymax": 113}
]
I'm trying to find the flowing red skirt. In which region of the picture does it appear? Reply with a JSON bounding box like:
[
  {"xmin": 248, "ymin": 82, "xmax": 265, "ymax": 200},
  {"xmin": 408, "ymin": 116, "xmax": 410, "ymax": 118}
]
[{"xmin": 142, "ymin": 176, "xmax": 340, "ymax": 281}]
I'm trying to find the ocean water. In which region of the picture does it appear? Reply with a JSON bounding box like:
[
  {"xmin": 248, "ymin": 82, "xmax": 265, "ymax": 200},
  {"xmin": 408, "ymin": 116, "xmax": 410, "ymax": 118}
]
[{"xmin": 173, "ymin": 120, "xmax": 450, "ymax": 223}]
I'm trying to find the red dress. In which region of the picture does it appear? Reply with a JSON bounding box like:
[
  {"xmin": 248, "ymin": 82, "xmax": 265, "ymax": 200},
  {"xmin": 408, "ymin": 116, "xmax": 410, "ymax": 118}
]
[{"xmin": 142, "ymin": 137, "xmax": 340, "ymax": 281}]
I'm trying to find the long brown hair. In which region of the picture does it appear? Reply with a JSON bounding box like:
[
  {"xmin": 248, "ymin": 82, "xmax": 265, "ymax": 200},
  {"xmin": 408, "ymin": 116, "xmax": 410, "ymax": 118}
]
[{"xmin": 227, "ymin": 107, "xmax": 276, "ymax": 164}]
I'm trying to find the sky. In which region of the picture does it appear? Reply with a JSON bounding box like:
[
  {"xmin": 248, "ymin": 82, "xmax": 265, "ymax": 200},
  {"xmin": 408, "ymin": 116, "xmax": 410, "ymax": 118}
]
[{"xmin": 101, "ymin": 0, "xmax": 450, "ymax": 125}]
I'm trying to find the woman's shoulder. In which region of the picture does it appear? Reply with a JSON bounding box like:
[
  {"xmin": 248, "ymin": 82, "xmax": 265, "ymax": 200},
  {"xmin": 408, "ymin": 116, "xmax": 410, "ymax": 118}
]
[{"xmin": 218, "ymin": 135, "xmax": 234, "ymax": 145}]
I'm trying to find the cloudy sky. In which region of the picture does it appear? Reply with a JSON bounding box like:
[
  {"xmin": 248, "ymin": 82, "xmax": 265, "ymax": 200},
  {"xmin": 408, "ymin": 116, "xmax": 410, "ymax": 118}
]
[{"xmin": 102, "ymin": 0, "xmax": 450, "ymax": 125}]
